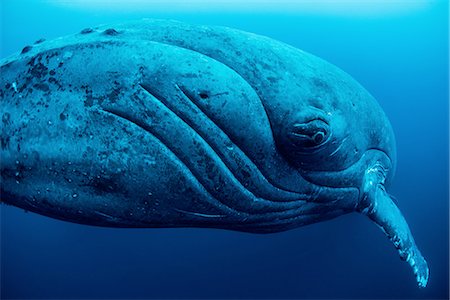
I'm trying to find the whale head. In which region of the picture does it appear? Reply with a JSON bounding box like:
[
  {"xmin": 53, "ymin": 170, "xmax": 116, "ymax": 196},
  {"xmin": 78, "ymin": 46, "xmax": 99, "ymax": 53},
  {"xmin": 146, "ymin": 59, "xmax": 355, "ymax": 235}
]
[{"xmin": 267, "ymin": 58, "xmax": 427, "ymax": 287}]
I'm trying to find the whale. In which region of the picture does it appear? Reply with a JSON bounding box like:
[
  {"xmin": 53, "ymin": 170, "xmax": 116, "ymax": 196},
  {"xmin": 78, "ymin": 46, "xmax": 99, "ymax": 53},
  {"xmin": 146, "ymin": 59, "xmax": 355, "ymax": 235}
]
[{"xmin": 0, "ymin": 19, "xmax": 428, "ymax": 287}]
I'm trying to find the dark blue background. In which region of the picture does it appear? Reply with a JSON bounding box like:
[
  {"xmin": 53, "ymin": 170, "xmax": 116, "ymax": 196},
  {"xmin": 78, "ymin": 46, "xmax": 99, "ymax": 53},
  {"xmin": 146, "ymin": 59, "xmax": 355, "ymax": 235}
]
[{"xmin": 1, "ymin": 1, "xmax": 448, "ymax": 298}]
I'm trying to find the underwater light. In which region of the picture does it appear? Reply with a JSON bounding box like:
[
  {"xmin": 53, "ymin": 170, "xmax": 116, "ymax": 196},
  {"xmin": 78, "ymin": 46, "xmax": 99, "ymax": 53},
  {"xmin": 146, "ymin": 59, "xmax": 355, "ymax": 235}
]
[{"xmin": 47, "ymin": 0, "xmax": 433, "ymax": 15}]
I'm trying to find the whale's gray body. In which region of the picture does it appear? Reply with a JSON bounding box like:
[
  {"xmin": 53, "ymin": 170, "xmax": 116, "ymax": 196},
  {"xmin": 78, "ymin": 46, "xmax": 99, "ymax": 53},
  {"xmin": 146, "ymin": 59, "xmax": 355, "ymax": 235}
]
[{"xmin": 0, "ymin": 20, "xmax": 428, "ymax": 287}]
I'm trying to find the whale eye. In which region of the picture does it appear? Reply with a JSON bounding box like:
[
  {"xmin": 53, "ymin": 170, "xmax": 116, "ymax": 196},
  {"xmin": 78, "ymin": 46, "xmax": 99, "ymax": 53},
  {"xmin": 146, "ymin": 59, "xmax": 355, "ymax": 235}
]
[{"xmin": 289, "ymin": 119, "xmax": 330, "ymax": 150}]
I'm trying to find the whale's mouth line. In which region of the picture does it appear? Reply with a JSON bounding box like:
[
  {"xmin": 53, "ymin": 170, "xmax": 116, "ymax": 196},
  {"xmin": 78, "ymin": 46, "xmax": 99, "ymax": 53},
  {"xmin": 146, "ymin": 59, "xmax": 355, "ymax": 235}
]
[{"xmin": 299, "ymin": 148, "xmax": 392, "ymax": 192}]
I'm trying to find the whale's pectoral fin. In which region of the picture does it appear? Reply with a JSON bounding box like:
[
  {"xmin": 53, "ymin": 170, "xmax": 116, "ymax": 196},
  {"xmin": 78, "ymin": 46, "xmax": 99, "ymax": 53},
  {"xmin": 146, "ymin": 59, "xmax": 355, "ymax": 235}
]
[{"xmin": 359, "ymin": 184, "xmax": 429, "ymax": 288}]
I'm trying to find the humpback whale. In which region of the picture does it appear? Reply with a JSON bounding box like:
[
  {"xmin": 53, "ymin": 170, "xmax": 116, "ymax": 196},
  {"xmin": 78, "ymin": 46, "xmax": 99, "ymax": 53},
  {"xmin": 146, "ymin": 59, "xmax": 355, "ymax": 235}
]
[{"xmin": 0, "ymin": 19, "xmax": 428, "ymax": 287}]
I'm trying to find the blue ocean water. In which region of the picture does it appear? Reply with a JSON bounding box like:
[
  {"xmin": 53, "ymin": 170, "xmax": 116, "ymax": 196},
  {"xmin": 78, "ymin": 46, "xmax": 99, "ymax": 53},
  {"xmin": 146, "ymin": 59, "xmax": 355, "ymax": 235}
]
[{"xmin": 1, "ymin": 0, "xmax": 448, "ymax": 299}]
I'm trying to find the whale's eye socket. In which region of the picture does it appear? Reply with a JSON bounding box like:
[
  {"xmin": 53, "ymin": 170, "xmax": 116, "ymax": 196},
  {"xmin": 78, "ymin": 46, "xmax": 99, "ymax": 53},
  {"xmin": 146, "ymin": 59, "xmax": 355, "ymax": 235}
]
[{"xmin": 289, "ymin": 119, "xmax": 331, "ymax": 149}]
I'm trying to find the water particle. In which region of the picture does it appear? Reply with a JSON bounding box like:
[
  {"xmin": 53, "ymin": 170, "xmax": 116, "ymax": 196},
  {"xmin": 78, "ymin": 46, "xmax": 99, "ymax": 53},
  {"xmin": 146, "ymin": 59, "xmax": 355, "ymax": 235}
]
[
  {"xmin": 145, "ymin": 158, "xmax": 156, "ymax": 166},
  {"xmin": 72, "ymin": 193, "xmax": 78, "ymax": 198}
]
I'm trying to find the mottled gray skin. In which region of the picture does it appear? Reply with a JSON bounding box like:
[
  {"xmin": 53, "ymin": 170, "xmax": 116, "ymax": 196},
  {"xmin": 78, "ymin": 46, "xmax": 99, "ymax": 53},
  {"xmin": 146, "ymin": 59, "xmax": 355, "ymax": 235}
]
[{"xmin": 0, "ymin": 19, "xmax": 427, "ymax": 286}]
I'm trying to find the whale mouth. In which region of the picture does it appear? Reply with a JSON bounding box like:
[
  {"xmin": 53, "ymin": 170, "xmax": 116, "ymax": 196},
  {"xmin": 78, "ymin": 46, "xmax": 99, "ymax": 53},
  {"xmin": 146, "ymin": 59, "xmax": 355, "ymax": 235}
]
[{"xmin": 300, "ymin": 148, "xmax": 392, "ymax": 193}]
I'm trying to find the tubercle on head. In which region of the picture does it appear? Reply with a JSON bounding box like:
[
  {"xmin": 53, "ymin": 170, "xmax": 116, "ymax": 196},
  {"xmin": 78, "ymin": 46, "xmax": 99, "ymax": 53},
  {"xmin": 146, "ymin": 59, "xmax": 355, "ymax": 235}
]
[{"xmin": 17, "ymin": 26, "xmax": 122, "ymax": 61}]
